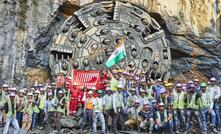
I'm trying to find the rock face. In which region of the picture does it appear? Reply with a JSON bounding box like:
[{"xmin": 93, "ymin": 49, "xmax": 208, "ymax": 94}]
[{"xmin": 0, "ymin": 0, "xmax": 221, "ymax": 87}]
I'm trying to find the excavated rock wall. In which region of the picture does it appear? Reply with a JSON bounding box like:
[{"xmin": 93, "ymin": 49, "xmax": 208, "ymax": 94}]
[{"xmin": 0, "ymin": 0, "xmax": 220, "ymax": 87}]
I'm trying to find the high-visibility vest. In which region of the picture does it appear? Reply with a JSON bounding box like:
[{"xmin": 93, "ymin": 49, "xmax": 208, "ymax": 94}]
[
  {"xmin": 39, "ymin": 94, "xmax": 46, "ymax": 110},
  {"xmin": 187, "ymin": 93, "xmax": 199, "ymax": 109},
  {"xmin": 197, "ymin": 92, "xmax": 212, "ymax": 109},
  {"xmin": 56, "ymin": 97, "xmax": 65, "ymax": 113},
  {"xmin": 85, "ymin": 97, "xmax": 94, "ymax": 110},
  {"xmin": 6, "ymin": 98, "xmax": 16, "ymax": 118},
  {"xmin": 173, "ymin": 91, "xmax": 186, "ymax": 109},
  {"xmin": 93, "ymin": 97, "xmax": 103, "ymax": 112},
  {"xmin": 156, "ymin": 110, "xmax": 168, "ymax": 123}
]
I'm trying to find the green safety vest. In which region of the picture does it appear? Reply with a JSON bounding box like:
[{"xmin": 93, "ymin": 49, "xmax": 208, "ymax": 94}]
[
  {"xmin": 197, "ymin": 92, "xmax": 212, "ymax": 109},
  {"xmin": 115, "ymin": 93, "xmax": 123, "ymax": 108},
  {"xmin": 173, "ymin": 91, "xmax": 186, "ymax": 109},
  {"xmin": 94, "ymin": 98, "xmax": 103, "ymax": 112},
  {"xmin": 33, "ymin": 99, "xmax": 40, "ymax": 113},
  {"xmin": 65, "ymin": 90, "xmax": 71, "ymax": 101},
  {"xmin": 39, "ymin": 94, "xmax": 46, "ymax": 110},
  {"xmin": 110, "ymin": 78, "xmax": 119, "ymax": 91},
  {"xmin": 6, "ymin": 98, "xmax": 16, "ymax": 118},
  {"xmin": 146, "ymin": 86, "xmax": 154, "ymax": 100},
  {"xmin": 48, "ymin": 99, "xmax": 56, "ymax": 112},
  {"xmin": 103, "ymin": 95, "xmax": 112, "ymax": 110},
  {"xmin": 156, "ymin": 110, "xmax": 168, "ymax": 123},
  {"xmin": 187, "ymin": 93, "xmax": 199, "ymax": 109},
  {"xmin": 56, "ymin": 97, "xmax": 65, "ymax": 113}
]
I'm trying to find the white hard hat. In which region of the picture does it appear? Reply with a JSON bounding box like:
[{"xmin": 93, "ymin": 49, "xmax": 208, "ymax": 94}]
[
  {"xmin": 157, "ymin": 79, "xmax": 162, "ymax": 82},
  {"xmin": 88, "ymin": 91, "xmax": 93, "ymax": 94},
  {"xmin": 40, "ymin": 88, "xmax": 44, "ymax": 91},
  {"xmin": 188, "ymin": 81, "xmax": 193, "ymax": 84},
  {"xmin": 117, "ymin": 83, "xmax": 123, "ymax": 88},
  {"xmin": 3, "ymin": 84, "xmax": 9, "ymax": 88},
  {"xmin": 210, "ymin": 77, "xmax": 216, "ymax": 81},
  {"xmin": 9, "ymin": 92, "xmax": 16, "ymax": 97},
  {"xmin": 131, "ymin": 88, "xmax": 136, "ymax": 91},
  {"xmin": 194, "ymin": 79, "xmax": 199, "ymax": 82},
  {"xmin": 27, "ymin": 92, "xmax": 33, "ymax": 96},
  {"xmin": 105, "ymin": 87, "xmax": 111, "ymax": 91},
  {"xmin": 18, "ymin": 90, "xmax": 25, "ymax": 93},
  {"xmin": 159, "ymin": 102, "xmax": 164, "ymax": 106},
  {"xmin": 134, "ymin": 99, "xmax": 140, "ymax": 104},
  {"xmin": 58, "ymin": 90, "xmax": 64, "ymax": 94},
  {"xmin": 48, "ymin": 92, "xmax": 53, "ymax": 96},
  {"xmin": 176, "ymin": 83, "xmax": 182, "ymax": 87},
  {"xmin": 11, "ymin": 87, "xmax": 17, "ymax": 91},
  {"xmin": 34, "ymin": 90, "xmax": 40, "ymax": 94}
]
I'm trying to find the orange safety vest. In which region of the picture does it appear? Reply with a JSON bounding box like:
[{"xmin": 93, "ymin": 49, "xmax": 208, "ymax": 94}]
[{"xmin": 86, "ymin": 97, "xmax": 94, "ymax": 110}]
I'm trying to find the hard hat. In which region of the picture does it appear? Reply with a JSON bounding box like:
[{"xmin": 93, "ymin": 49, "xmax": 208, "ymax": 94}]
[
  {"xmin": 9, "ymin": 92, "xmax": 16, "ymax": 97},
  {"xmin": 47, "ymin": 85, "xmax": 52, "ymax": 88},
  {"xmin": 118, "ymin": 70, "xmax": 123, "ymax": 73},
  {"xmin": 105, "ymin": 87, "xmax": 111, "ymax": 91},
  {"xmin": 3, "ymin": 84, "xmax": 9, "ymax": 88},
  {"xmin": 152, "ymin": 100, "xmax": 157, "ymax": 103},
  {"xmin": 18, "ymin": 90, "xmax": 25, "ymax": 93},
  {"xmin": 34, "ymin": 90, "xmax": 40, "ymax": 94},
  {"xmin": 51, "ymin": 82, "xmax": 56, "ymax": 85},
  {"xmin": 88, "ymin": 91, "xmax": 93, "ymax": 94},
  {"xmin": 131, "ymin": 88, "xmax": 136, "ymax": 91},
  {"xmin": 143, "ymin": 102, "xmax": 149, "ymax": 106},
  {"xmin": 157, "ymin": 79, "xmax": 162, "ymax": 82},
  {"xmin": 182, "ymin": 86, "xmax": 187, "ymax": 90},
  {"xmin": 58, "ymin": 90, "xmax": 64, "ymax": 94},
  {"xmin": 176, "ymin": 83, "xmax": 182, "ymax": 87},
  {"xmin": 140, "ymin": 89, "xmax": 146, "ymax": 93},
  {"xmin": 48, "ymin": 92, "xmax": 53, "ymax": 96},
  {"xmin": 122, "ymin": 72, "xmax": 127, "ymax": 75},
  {"xmin": 188, "ymin": 81, "xmax": 193, "ymax": 84},
  {"xmin": 97, "ymin": 90, "xmax": 103, "ymax": 94},
  {"xmin": 141, "ymin": 79, "xmax": 146, "ymax": 82},
  {"xmin": 117, "ymin": 83, "xmax": 123, "ymax": 88},
  {"xmin": 38, "ymin": 84, "xmax": 43, "ymax": 87},
  {"xmin": 73, "ymin": 83, "xmax": 78, "ymax": 86},
  {"xmin": 210, "ymin": 77, "xmax": 216, "ymax": 81},
  {"xmin": 159, "ymin": 102, "xmax": 165, "ymax": 106},
  {"xmin": 27, "ymin": 92, "xmax": 33, "ymax": 96},
  {"xmin": 200, "ymin": 82, "xmax": 207, "ymax": 87},
  {"xmin": 134, "ymin": 99, "xmax": 140, "ymax": 104},
  {"xmin": 40, "ymin": 88, "xmax": 44, "ymax": 91},
  {"xmin": 165, "ymin": 83, "xmax": 170, "ymax": 87},
  {"xmin": 11, "ymin": 87, "xmax": 17, "ymax": 91},
  {"xmin": 194, "ymin": 79, "xmax": 199, "ymax": 82}
]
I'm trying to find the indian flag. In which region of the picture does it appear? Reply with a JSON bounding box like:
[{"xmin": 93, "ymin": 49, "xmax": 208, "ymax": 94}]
[{"xmin": 105, "ymin": 39, "xmax": 126, "ymax": 68}]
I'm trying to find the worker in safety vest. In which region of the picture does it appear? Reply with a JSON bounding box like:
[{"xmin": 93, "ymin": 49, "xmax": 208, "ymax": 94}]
[
  {"xmin": 44, "ymin": 92, "xmax": 56, "ymax": 126},
  {"xmin": 54, "ymin": 90, "xmax": 65, "ymax": 133},
  {"xmin": 139, "ymin": 102, "xmax": 154, "ymax": 133},
  {"xmin": 186, "ymin": 84, "xmax": 202, "ymax": 132},
  {"xmin": 173, "ymin": 83, "xmax": 186, "ymax": 133},
  {"xmin": 70, "ymin": 83, "xmax": 78, "ymax": 114},
  {"xmin": 79, "ymin": 90, "xmax": 94, "ymax": 130},
  {"xmin": 32, "ymin": 90, "xmax": 40, "ymax": 130},
  {"xmin": 38, "ymin": 87, "xmax": 46, "ymax": 129},
  {"xmin": 155, "ymin": 102, "xmax": 173, "ymax": 133},
  {"xmin": 197, "ymin": 82, "xmax": 218, "ymax": 133},
  {"xmin": 93, "ymin": 90, "xmax": 105, "ymax": 134},
  {"xmin": 125, "ymin": 99, "xmax": 142, "ymax": 130},
  {"xmin": 113, "ymin": 83, "xmax": 125, "ymax": 133},
  {"xmin": 207, "ymin": 77, "xmax": 221, "ymax": 130},
  {"xmin": 110, "ymin": 70, "xmax": 119, "ymax": 91},
  {"xmin": 15, "ymin": 89, "xmax": 25, "ymax": 128},
  {"xmin": 103, "ymin": 87, "xmax": 113, "ymax": 132},
  {"xmin": 64, "ymin": 83, "xmax": 71, "ymax": 116},
  {"xmin": 3, "ymin": 92, "xmax": 20, "ymax": 134},
  {"xmin": 22, "ymin": 92, "xmax": 34, "ymax": 131}
]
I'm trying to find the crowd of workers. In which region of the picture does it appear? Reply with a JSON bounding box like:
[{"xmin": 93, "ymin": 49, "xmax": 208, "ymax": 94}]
[{"xmin": 0, "ymin": 69, "xmax": 221, "ymax": 134}]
